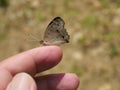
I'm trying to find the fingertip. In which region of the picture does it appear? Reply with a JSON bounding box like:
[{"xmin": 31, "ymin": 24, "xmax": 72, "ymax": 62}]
[
  {"xmin": 39, "ymin": 46, "xmax": 62, "ymax": 57},
  {"xmin": 31, "ymin": 46, "xmax": 63, "ymax": 72},
  {"xmin": 36, "ymin": 73, "xmax": 79, "ymax": 90},
  {"xmin": 0, "ymin": 46, "xmax": 63, "ymax": 77},
  {"xmin": 49, "ymin": 46, "xmax": 63, "ymax": 62},
  {"xmin": 6, "ymin": 73, "xmax": 37, "ymax": 90},
  {"xmin": 58, "ymin": 73, "xmax": 80, "ymax": 90},
  {"xmin": 63, "ymin": 73, "xmax": 80, "ymax": 89},
  {"xmin": 44, "ymin": 46, "xmax": 63, "ymax": 60}
]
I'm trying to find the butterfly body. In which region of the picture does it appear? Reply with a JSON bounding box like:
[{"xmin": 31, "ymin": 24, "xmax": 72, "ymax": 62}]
[{"xmin": 40, "ymin": 17, "xmax": 70, "ymax": 45}]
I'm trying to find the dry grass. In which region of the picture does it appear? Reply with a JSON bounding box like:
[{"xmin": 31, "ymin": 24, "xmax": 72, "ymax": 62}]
[{"xmin": 0, "ymin": 0, "xmax": 120, "ymax": 90}]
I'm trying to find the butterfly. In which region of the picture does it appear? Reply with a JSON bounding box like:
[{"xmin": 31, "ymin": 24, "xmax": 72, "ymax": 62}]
[{"xmin": 40, "ymin": 17, "xmax": 70, "ymax": 45}]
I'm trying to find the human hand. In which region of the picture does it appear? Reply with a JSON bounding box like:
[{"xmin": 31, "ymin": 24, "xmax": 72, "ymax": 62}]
[{"xmin": 0, "ymin": 46, "xmax": 79, "ymax": 90}]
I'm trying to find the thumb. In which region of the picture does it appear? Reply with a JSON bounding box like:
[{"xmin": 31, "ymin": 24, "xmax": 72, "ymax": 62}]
[{"xmin": 6, "ymin": 73, "xmax": 37, "ymax": 90}]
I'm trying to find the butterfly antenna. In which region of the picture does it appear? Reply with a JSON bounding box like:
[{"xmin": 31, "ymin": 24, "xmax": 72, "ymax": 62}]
[{"xmin": 28, "ymin": 34, "xmax": 40, "ymax": 42}]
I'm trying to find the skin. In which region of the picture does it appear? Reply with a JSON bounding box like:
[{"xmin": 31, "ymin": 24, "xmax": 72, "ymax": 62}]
[{"xmin": 0, "ymin": 46, "xmax": 79, "ymax": 90}]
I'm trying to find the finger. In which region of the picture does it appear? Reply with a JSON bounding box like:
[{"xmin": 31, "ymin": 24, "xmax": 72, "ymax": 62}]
[
  {"xmin": 0, "ymin": 46, "xmax": 62, "ymax": 76},
  {"xmin": 36, "ymin": 73, "xmax": 80, "ymax": 90},
  {"xmin": 6, "ymin": 73, "xmax": 37, "ymax": 90},
  {"xmin": 0, "ymin": 68, "xmax": 12, "ymax": 90}
]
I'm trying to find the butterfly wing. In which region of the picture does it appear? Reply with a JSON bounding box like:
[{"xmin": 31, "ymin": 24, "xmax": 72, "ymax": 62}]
[{"xmin": 43, "ymin": 17, "xmax": 70, "ymax": 45}]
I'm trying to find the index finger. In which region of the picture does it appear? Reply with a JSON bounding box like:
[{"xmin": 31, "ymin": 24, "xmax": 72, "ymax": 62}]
[{"xmin": 0, "ymin": 46, "xmax": 62, "ymax": 76}]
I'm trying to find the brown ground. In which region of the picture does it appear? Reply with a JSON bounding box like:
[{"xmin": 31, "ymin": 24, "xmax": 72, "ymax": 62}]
[{"xmin": 0, "ymin": 0, "xmax": 120, "ymax": 90}]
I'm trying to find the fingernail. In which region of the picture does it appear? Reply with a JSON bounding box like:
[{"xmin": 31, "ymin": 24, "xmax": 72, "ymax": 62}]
[{"xmin": 7, "ymin": 73, "xmax": 36, "ymax": 90}]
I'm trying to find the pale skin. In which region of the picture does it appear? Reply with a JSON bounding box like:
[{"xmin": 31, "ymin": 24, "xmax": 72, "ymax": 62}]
[{"xmin": 0, "ymin": 46, "xmax": 79, "ymax": 90}]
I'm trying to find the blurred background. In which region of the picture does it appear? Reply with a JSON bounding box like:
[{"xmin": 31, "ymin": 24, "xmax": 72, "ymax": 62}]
[{"xmin": 0, "ymin": 0, "xmax": 120, "ymax": 90}]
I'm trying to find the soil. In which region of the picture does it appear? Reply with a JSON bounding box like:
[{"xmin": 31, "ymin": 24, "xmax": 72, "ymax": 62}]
[{"xmin": 0, "ymin": 0, "xmax": 120, "ymax": 90}]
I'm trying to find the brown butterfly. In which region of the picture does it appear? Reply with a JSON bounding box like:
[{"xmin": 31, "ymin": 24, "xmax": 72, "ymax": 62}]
[{"xmin": 40, "ymin": 17, "xmax": 70, "ymax": 45}]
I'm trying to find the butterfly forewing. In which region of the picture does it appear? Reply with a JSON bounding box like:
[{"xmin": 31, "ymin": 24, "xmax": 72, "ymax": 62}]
[{"xmin": 41, "ymin": 17, "xmax": 70, "ymax": 45}]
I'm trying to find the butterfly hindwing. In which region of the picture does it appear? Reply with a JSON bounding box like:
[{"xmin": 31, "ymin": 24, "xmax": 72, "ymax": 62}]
[{"xmin": 42, "ymin": 17, "xmax": 70, "ymax": 45}]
